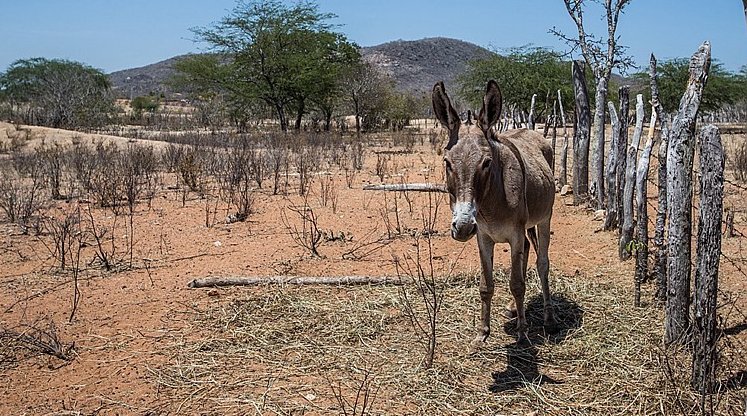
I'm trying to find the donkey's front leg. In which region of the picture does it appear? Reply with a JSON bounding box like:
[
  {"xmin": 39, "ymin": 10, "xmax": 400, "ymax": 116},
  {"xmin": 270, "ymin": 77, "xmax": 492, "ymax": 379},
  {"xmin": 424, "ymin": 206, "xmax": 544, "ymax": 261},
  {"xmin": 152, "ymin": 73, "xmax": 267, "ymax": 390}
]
[{"xmin": 475, "ymin": 232, "xmax": 495, "ymax": 344}]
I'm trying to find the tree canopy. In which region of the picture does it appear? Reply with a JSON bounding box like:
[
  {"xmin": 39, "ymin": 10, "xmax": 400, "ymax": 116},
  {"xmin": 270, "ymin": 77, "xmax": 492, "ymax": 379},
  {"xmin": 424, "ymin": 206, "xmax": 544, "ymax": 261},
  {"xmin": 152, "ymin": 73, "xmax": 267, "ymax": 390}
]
[
  {"xmin": 176, "ymin": 0, "xmax": 360, "ymax": 131},
  {"xmin": 457, "ymin": 46, "xmax": 575, "ymax": 119},
  {"xmin": 0, "ymin": 58, "xmax": 114, "ymax": 128},
  {"xmin": 633, "ymin": 59, "xmax": 747, "ymax": 114}
]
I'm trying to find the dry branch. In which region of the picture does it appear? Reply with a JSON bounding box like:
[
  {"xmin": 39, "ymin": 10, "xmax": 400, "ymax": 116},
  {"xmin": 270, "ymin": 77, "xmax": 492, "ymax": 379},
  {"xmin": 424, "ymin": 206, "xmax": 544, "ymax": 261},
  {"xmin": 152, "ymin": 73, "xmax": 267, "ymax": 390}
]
[
  {"xmin": 362, "ymin": 183, "xmax": 448, "ymax": 193},
  {"xmin": 188, "ymin": 275, "xmax": 413, "ymax": 288}
]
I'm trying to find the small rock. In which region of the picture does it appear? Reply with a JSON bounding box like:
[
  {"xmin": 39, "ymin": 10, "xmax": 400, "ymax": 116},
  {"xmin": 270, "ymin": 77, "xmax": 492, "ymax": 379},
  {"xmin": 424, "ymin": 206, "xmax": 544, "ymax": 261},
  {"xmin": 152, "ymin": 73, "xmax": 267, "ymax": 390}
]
[
  {"xmin": 592, "ymin": 209, "xmax": 606, "ymax": 221},
  {"xmin": 213, "ymin": 241, "xmax": 222, "ymax": 247},
  {"xmin": 207, "ymin": 289, "xmax": 219, "ymax": 297},
  {"xmin": 560, "ymin": 184, "xmax": 573, "ymax": 196}
]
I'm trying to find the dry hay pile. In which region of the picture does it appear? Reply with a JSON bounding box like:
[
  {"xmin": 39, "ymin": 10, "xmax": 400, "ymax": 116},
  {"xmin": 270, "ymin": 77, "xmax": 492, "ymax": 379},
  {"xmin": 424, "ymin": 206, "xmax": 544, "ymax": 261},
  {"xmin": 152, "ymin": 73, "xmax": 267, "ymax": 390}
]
[{"xmin": 149, "ymin": 270, "xmax": 745, "ymax": 415}]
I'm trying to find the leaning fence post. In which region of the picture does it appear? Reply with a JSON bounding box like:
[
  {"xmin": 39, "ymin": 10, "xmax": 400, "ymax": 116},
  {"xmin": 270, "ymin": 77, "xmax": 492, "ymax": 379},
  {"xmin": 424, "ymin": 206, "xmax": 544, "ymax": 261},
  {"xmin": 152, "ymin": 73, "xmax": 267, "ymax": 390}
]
[
  {"xmin": 620, "ymin": 94, "xmax": 645, "ymax": 260},
  {"xmin": 604, "ymin": 101, "xmax": 620, "ymax": 231},
  {"xmin": 616, "ymin": 86, "xmax": 630, "ymax": 237},
  {"xmin": 650, "ymin": 53, "xmax": 670, "ymax": 303},
  {"xmin": 665, "ymin": 41, "xmax": 711, "ymax": 346},
  {"xmin": 691, "ymin": 124, "xmax": 723, "ymax": 395},
  {"xmin": 634, "ymin": 107, "xmax": 657, "ymax": 306}
]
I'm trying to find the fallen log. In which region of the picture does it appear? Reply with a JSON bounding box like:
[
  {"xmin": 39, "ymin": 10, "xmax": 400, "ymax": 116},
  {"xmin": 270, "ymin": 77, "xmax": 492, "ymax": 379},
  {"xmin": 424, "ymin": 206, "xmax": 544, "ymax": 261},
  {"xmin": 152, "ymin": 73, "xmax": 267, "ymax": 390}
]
[
  {"xmin": 362, "ymin": 183, "xmax": 448, "ymax": 193},
  {"xmin": 188, "ymin": 275, "xmax": 413, "ymax": 288}
]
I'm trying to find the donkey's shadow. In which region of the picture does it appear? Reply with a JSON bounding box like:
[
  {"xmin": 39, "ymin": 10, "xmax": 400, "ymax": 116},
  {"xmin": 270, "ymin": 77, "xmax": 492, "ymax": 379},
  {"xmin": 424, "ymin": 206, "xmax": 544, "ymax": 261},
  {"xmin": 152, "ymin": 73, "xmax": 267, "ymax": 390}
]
[{"xmin": 489, "ymin": 293, "xmax": 583, "ymax": 393}]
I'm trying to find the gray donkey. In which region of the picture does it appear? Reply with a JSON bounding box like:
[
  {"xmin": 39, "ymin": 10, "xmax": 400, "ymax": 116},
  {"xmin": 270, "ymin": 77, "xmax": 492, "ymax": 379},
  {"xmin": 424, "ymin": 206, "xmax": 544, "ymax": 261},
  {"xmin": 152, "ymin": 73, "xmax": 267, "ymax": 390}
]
[{"xmin": 433, "ymin": 80, "xmax": 555, "ymax": 343}]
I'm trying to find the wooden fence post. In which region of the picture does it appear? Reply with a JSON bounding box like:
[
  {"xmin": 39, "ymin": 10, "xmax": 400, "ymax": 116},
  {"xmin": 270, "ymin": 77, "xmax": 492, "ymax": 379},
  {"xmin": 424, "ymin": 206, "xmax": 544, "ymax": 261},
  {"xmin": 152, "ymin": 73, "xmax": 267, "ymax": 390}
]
[
  {"xmin": 616, "ymin": 86, "xmax": 630, "ymax": 236},
  {"xmin": 691, "ymin": 124, "xmax": 723, "ymax": 395},
  {"xmin": 650, "ymin": 53, "xmax": 671, "ymax": 303},
  {"xmin": 528, "ymin": 93, "xmax": 537, "ymax": 130},
  {"xmin": 604, "ymin": 102, "xmax": 620, "ymax": 231},
  {"xmin": 558, "ymin": 90, "xmax": 569, "ymax": 187},
  {"xmin": 620, "ymin": 94, "xmax": 645, "ymax": 260},
  {"xmin": 551, "ymin": 100, "xmax": 558, "ymax": 174},
  {"xmin": 665, "ymin": 41, "xmax": 711, "ymax": 345},
  {"xmin": 572, "ymin": 60, "xmax": 591, "ymax": 204},
  {"xmin": 634, "ymin": 108, "xmax": 657, "ymax": 306}
]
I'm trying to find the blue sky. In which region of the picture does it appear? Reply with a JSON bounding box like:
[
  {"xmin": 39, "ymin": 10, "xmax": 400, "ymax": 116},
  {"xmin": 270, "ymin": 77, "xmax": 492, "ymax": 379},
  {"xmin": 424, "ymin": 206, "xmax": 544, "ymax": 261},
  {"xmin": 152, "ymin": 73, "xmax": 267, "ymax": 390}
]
[{"xmin": 1, "ymin": 1, "xmax": 744, "ymax": 74}]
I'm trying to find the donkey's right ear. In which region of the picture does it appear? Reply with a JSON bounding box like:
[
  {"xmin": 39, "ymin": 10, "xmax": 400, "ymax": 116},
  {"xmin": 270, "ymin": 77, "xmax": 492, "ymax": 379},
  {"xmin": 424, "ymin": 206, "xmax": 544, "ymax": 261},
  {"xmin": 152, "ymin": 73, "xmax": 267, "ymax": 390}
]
[
  {"xmin": 478, "ymin": 80, "xmax": 502, "ymax": 135},
  {"xmin": 432, "ymin": 81, "xmax": 460, "ymax": 148}
]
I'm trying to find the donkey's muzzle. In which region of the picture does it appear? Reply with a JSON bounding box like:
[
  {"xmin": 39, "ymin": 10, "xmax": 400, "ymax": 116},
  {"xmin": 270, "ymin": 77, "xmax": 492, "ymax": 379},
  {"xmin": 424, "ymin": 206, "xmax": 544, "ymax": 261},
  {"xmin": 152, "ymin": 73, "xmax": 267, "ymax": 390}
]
[
  {"xmin": 451, "ymin": 220, "xmax": 477, "ymax": 242},
  {"xmin": 451, "ymin": 201, "xmax": 477, "ymax": 242}
]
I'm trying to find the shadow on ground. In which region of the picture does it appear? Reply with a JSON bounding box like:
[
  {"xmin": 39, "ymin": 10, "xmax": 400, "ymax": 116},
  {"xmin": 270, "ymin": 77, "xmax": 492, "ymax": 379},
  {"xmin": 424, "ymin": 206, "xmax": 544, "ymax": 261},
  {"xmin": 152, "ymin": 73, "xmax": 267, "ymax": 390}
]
[{"xmin": 489, "ymin": 293, "xmax": 584, "ymax": 393}]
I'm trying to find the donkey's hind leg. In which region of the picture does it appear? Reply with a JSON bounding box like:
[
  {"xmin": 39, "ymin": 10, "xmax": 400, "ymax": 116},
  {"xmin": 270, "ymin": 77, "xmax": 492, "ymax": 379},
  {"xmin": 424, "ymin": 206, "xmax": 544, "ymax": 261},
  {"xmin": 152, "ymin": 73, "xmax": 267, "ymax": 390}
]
[{"xmin": 534, "ymin": 219, "xmax": 554, "ymax": 327}]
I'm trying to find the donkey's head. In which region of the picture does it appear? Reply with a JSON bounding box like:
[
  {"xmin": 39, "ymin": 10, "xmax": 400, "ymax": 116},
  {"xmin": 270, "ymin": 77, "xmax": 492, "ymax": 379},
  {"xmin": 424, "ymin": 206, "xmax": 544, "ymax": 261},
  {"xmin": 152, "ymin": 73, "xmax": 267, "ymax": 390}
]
[{"xmin": 432, "ymin": 80, "xmax": 502, "ymax": 242}]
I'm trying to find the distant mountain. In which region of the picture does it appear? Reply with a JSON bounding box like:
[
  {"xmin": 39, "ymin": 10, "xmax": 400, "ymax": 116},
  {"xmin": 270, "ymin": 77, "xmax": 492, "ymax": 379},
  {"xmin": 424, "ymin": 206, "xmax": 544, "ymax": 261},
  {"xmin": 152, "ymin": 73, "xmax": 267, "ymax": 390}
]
[
  {"xmin": 361, "ymin": 37, "xmax": 495, "ymax": 94},
  {"xmin": 108, "ymin": 55, "xmax": 194, "ymax": 99},
  {"xmin": 108, "ymin": 37, "xmax": 495, "ymax": 99}
]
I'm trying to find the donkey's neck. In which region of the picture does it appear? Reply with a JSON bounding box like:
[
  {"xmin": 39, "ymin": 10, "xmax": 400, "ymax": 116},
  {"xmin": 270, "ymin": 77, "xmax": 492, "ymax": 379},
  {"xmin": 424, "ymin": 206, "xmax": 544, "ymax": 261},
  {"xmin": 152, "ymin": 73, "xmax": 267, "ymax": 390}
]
[{"xmin": 477, "ymin": 140, "xmax": 509, "ymax": 210}]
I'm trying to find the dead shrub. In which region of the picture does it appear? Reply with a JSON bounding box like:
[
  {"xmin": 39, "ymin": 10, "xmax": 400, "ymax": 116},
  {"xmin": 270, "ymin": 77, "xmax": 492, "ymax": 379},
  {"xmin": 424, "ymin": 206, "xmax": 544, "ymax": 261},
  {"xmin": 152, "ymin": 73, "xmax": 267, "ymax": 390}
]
[{"xmin": 731, "ymin": 139, "xmax": 747, "ymax": 182}]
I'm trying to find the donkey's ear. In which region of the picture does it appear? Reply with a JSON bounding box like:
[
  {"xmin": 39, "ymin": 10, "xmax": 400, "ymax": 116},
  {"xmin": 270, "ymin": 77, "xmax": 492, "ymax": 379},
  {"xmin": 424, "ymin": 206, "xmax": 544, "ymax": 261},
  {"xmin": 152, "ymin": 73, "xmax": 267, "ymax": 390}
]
[
  {"xmin": 432, "ymin": 81, "xmax": 460, "ymax": 149},
  {"xmin": 478, "ymin": 80, "xmax": 502, "ymax": 135}
]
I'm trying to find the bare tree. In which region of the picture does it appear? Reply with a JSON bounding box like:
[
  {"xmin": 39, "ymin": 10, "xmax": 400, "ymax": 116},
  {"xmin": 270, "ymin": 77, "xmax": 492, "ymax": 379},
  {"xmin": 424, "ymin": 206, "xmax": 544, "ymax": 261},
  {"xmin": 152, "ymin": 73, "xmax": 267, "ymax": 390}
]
[{"xmin": 554, "ymin": 0, "xmax": 634, "ymax": 209}]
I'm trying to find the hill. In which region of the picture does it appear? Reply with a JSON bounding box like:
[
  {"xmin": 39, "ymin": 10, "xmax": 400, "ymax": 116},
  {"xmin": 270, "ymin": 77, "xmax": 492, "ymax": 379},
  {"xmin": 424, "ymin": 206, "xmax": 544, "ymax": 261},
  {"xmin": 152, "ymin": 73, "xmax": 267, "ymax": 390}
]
[
  {"xmin": 108, "ymin": 54, "xmax": 194, "ymax": 99},
  {"xmin": 108, "ymin": 37, "xmax": 495, "ymax": 99},
  {"xmin": 361, "ymin": 37, "xmax": 495, "ymax": 94}
]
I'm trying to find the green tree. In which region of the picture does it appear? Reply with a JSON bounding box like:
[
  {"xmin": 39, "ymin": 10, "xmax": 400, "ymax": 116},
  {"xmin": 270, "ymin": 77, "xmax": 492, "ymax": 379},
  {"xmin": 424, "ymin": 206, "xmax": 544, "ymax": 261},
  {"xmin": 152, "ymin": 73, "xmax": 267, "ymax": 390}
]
[
  {"xmin": 340, "ymin": 62, "xmax": 392, "ymax": 135},
  {"xmin": 180, "ymin": 0, "xmax": 358, "ymax": 132},
  {"xmin": 633, "ymin": 59, "xmax": 747, "ymax": 114},
  {"xmin": 130, "ymin": 94, "xmax": 160, "ymax": 119},
  {"xmin": 0, "ymin": 58, "xmax": 114, "ymax": 128},
  {"xmin": 458, "ymin": 46, "xmax": 574, "ymax": 119}
]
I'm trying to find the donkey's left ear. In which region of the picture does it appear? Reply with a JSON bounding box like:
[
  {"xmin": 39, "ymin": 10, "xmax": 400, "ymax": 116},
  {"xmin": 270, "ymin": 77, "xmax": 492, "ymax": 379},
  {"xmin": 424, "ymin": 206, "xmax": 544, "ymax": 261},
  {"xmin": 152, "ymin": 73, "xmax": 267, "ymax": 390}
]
[{"xmin": 478, "ymin": 80, "xmax": 502, "ymax": 135}]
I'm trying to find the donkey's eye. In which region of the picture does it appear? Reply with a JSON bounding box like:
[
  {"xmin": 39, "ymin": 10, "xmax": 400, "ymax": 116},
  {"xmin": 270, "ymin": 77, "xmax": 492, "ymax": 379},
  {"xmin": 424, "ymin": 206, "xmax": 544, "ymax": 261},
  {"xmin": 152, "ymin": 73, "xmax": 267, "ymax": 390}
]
[{"xmin": 481, "ymin": 158, "xmax": 492, "ymax": 170}]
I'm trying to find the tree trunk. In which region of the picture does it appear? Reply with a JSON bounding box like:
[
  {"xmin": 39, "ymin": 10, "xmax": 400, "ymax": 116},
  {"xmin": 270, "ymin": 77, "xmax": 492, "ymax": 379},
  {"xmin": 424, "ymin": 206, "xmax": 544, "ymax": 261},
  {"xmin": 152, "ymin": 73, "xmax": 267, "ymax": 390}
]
[
  {"xmin": 188, "ymin": 275, "xmax": 413, "ymax": 288},
  {"xmin": 665, "ymin": 41, "xmax": 711, "ymax": 346},
  {"xmin": 604, "ymin": 101, "xmax": 620, "ymax": 231},
  {"xmin": 294, "ymin": 99, "xmax": 305, "ymax": 131},
  {"xmin": 691, "ymin": 124, "xmax": 723, "ymax": 395},
  {"xmin": 572, "ymin": 60, "xmax": 591, "ymax": 204},
  {"xmin": 275, "ymin": 102, "xmax": 288, "ymax": 132},
  {"xmin": 620, "ymin": 94, "xmax": 645, "ymax": 260},
  {"xmin": 592, "ymin": 77, "xmax": 609, "ymax": 209},
  {"xmin": 557, "ymin": 90, "xmax": 569, "ymax": 187},
  {"xmin": 528, "ymin": 93, "xmax": 537, "ymax": 130},
  {"xmin": 616, "ymin": 86, "xmax": 630, "ymax": 236},
  {"xmin": 634, "ymin": 109, "xmax": 657, "ymax": 306}
]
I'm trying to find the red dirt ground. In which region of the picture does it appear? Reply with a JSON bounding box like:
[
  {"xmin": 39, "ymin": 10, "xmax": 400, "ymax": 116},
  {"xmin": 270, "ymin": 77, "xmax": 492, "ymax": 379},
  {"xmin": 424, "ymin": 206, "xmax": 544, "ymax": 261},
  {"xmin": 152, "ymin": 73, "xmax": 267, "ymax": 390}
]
[{"xmin": 0, "ymin": 129, "xmax": 745, "ymax": 415}]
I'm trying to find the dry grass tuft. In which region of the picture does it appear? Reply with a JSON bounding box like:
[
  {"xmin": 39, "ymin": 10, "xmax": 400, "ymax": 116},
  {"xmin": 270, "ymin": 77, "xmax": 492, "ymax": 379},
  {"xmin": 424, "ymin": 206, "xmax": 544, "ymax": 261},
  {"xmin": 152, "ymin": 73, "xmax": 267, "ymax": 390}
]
[{"xmin": 148, "ymin": 270, "xmax": 746, "ymax": 415}]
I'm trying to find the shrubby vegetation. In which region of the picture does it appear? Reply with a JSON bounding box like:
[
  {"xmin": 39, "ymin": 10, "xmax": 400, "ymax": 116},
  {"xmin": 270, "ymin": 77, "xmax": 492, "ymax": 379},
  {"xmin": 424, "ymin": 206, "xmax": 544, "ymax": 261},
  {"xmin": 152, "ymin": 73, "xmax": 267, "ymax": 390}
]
[
  {"xmin": 457, "ymin": 46, "xmax": 578, "ymax": 119},
  {"xmin": 0, "ymin": 58, "xmax": 115, "ymax": 128},
  {"xmin": 632, "ymin": 59, "xmax": 747, "ymax": 114}
]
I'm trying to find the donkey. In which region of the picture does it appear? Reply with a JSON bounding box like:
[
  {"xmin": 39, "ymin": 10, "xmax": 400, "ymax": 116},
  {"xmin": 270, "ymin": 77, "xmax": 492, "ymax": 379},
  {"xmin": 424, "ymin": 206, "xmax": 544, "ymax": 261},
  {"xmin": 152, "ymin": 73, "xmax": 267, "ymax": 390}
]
[{"xmin": 433, "ymin": 80, "xmax": 555, "ymax": 343}]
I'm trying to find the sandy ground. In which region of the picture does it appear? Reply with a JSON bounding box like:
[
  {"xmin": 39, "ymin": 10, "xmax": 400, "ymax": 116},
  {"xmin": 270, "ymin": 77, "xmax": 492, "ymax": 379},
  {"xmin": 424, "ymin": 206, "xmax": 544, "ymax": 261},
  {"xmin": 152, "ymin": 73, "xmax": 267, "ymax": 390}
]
[{"xmin": 0, "ymin": 123, "xmax": 745, "ymax": 414}]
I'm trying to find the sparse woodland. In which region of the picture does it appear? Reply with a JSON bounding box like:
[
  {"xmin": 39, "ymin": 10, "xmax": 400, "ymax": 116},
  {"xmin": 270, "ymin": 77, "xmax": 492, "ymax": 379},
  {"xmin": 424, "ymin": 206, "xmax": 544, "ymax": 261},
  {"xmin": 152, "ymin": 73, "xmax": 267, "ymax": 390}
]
[{"xmin": 0, "ymin": 0, "xmax": 746, "ymax": 415}]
